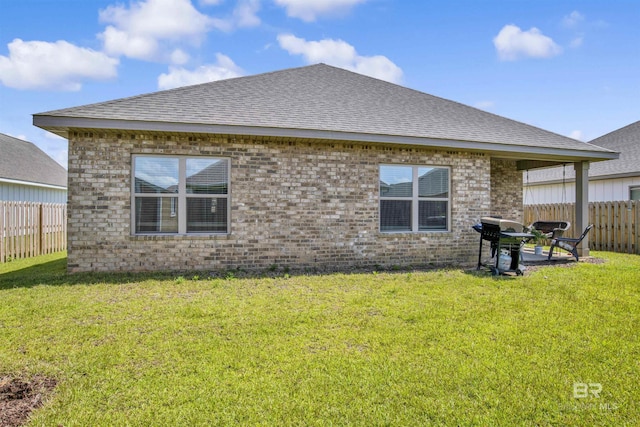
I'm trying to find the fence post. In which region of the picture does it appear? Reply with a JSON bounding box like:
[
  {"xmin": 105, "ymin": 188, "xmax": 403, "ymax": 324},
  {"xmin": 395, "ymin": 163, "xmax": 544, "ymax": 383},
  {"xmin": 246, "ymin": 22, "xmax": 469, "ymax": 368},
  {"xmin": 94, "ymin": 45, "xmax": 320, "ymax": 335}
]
[
  {"xmin": 633, "ymin": 200, "xmax": 640, "ymax": 255},
  {"xmin": 0, "ymin": 202, "xmax": 4, "ymax": 263},
  {"xmin": 39, "ymin": 203, "xmax": 43, "ymax": 257}
]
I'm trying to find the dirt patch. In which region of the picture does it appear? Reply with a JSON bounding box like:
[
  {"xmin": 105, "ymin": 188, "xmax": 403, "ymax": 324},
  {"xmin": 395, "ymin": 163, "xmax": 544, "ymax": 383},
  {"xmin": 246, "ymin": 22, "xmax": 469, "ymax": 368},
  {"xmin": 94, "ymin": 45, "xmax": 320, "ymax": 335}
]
[{"xmin": 0, "ymin": 375, "xmax": 57, "ymax": 427}]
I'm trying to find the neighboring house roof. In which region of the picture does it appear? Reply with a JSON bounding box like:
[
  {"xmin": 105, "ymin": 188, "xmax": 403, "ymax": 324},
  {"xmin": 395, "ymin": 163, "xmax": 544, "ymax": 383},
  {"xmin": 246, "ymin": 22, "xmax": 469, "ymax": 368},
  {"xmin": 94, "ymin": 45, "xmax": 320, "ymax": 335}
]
[
  {"xmin": 34, "ymin": 63, "xmax": 616, "ymax": 164},
  {"xmin": 380, "ymin": 168, "xmax": 448, "ymax": 198},
  {"xmin": 186, "ymin": 160, "xmax": 228, "ymax": 192},
  {"xmin": 135, "ymin": 177, "xmax": 174, "ymax": 194},
  {"xmin": 0, "ymin": 132, "xmax": 67, "ymax": 188},
  {"xmin": 525, "ymin": 120, "xmax": 640, "ymax": 184},
  {"xmin": 135, "ymin": 159, "xmax": 228, "ymax": 194}
]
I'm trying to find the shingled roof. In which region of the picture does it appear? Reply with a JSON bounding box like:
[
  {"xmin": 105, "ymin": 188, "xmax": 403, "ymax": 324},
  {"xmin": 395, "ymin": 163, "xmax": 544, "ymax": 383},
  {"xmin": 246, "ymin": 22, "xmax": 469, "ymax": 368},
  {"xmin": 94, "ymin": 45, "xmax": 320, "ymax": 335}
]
[
  {"xmin": 34, "ymin": 63, "xmax": 616, "ymax": 163},
  {"xmin": 525, "ymin": 120, "xmax": 640, "ymax": 183},
  {"xmin": 0, "ymin": 133, "xmax": 67, "ymax": 188}
]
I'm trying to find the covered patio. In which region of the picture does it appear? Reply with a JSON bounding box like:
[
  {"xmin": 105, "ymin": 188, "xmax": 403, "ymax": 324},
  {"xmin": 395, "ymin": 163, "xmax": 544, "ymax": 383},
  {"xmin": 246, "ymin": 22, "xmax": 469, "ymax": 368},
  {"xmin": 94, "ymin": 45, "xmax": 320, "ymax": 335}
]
[{"xmin": 518, "ymin": 160, "xmax": 599, "ymax": 259}]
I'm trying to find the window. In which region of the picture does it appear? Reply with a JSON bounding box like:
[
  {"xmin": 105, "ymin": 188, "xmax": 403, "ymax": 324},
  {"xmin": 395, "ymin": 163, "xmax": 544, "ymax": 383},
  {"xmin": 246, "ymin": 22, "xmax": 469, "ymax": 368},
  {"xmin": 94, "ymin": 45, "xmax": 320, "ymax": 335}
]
[
  {"xmin": 631, "ymin": 186, "xmax": 640, "ymax": 201},
  {"xmin": 132, "ymin": 155, "xmax": 229, "ymax": 234},
  {"xmin": 379, "ymin": 165, "xmax": 449, "ymax": 232}
]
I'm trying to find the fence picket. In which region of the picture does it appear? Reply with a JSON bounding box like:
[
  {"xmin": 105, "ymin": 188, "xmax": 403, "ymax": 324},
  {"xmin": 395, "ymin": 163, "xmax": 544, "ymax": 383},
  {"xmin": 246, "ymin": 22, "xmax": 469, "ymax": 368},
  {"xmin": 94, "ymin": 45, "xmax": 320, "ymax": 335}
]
[
  {"xmin": 525, "ymin": 201, "xmax": 639, "ymax": 255},
  {"xmin": 606, "ymin": 203, "xmax": 612, "ymax": 252},
  {"xmin": 0, "ymin": 202, "xmax": 4, "ymax": 262},
  {"xmin": 636, "ymin": 201, "xmax": 640, "ymax": 254},
  {"xmin": 0, "ymin": 201, "xmax": 67, "ymax": 262}
]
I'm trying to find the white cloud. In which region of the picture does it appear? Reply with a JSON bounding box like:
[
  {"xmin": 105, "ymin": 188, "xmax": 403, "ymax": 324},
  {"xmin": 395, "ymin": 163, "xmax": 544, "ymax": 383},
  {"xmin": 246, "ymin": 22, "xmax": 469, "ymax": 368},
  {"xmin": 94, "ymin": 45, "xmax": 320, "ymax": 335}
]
[
  {"xmin": 493, "ymin": 24, "xmax": 562, "ymax": 61},
  {"xmin": 157, "ymin": 53, "xmax": 244, "ymax": 89},
  {"xmin": 0, "ymin": 38, "xmax": 118, "ymax": 91},
  {"xmin": 206, "ymin": 0, "xmax": 262, "ymax": 32},
  {"xmin": 98, "ymin": 0, "xmax": 214, "ymax": 61},
  {"xmin": 274, "ymin": 0, "xmax": 366, "ymax": 22},
  {"xmin": 569, "ymin": 36, "xmax": 584, "ymax": 48},
  {"xmin": 9, "ymin": 133, "xmax": 28, "ymax": 141},
  {"xmin": 563, "ymin": 11, "xmax": 584, "ymax": 28},
  {"xmin": 43, "ymin": 131, "xmax": 65, "ymax": 141},
  {"xmin": 562, "ymin": 11, "xmax": 586, "ymax": 49},
  {"xmin": 170, "ymin": 48, "xmax": 190, "ymax": 65},
  {"xmin": 100, "ymin": 26, "xmax": 159, "ymax": 61},
  {"xmin": 277, "ymin": 33, "xmax": 402, "ymax": 83},
  {"xmin": 569, "ymin": 130, "xmax": 584, "ymax": 141},
  {"xmin": 98, "ymin": 0, "xmax": 264, "ymax": 61},
  {"xmin": 233, "ymin": 0, "xmax": 261, "ymax": 27},
  {"xmin": 474, "ymin": 101, "xmax": 495, "ymax": 110}
]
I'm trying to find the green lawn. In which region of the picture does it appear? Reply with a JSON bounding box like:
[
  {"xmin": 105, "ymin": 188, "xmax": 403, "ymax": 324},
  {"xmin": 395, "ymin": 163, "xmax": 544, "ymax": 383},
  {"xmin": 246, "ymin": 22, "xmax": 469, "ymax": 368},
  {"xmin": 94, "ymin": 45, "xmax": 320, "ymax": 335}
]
[{"xmin": 1, "ymin": 252, "xmax": 639, "ymax": 426}]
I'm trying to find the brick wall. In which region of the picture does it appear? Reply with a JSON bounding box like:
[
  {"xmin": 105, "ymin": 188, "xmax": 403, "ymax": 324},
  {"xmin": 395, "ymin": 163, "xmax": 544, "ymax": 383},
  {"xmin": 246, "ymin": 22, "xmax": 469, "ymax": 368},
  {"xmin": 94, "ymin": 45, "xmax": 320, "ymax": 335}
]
[
  {"xmin": 490, "ymin": 158, "xmax": 523, "ymax": 222},
  {"xmin": 66, "ymin": 131, "xmax": 500, "ymax": 273}
]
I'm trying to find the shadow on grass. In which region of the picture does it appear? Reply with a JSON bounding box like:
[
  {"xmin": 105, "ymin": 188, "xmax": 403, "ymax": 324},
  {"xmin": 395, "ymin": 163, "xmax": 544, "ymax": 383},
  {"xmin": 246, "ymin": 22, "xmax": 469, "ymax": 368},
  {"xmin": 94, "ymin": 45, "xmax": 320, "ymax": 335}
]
[
  {"xmin": 3, "ymin": 253, "xmax": 570, "ymax": 290},
  {"xmin": 0, "ymin": 259, "xmax": 68, "ymax": 289},
  {"xmin": 0, "ymin": 258, "xmax": 183, "ymax": 290},
  {"xmin": 462, "ymin": 267, "xmax": 523, "ymax": 280},
  {"xmin": 2, "ymin": 254, "xmax": 497, "ymax": 290},
  {"xmin": 0, "ymin": 256, "xmax": 374, "ymax": 290}
]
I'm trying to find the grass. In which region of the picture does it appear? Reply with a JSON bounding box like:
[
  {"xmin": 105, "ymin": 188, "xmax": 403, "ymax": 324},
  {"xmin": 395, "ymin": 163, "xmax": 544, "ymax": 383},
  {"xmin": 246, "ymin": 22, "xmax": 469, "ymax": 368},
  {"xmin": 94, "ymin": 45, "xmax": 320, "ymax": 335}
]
[{"xmin": 1, "ymin": 252, "xmax": 639, "ymax": 426}]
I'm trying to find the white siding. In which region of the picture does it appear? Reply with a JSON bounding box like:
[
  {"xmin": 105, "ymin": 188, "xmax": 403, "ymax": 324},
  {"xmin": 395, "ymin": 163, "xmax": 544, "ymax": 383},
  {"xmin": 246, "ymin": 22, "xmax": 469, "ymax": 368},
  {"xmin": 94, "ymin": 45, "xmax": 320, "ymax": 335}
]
[
  {"xmin": 0, "ymin": 182, "xmax": 67, "ymax": 203},
  {"xmin": 524, "ymin": 176, "xmax": 640, "ymax": 204}
]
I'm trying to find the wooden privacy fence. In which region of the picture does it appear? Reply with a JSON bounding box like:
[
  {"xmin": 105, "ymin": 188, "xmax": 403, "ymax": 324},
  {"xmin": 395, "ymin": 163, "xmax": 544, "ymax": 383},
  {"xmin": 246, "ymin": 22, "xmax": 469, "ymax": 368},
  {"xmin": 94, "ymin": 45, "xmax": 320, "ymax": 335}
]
[
  {"xmin": 0, "ymin": 201, "xmax": 67, "ymax": 262},
  {"xmin": 524, "ymin": 201, "xmax": 640, "ymax": 255}
]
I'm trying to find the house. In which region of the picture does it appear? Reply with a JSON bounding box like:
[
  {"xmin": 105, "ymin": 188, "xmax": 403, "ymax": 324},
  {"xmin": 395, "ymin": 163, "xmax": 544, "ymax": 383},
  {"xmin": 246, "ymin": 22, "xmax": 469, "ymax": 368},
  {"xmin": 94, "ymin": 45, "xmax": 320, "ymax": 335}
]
[
  {"xmin": 0, "ymin": 132, "xmax": 67, "ymax": 203},
  {"xmin": 33, "ymin": 64, "xmax": 617, "ymax": 273},
  {"xmin": 524, "ymin": 121, "xmax": 640, "ymax": 204}
]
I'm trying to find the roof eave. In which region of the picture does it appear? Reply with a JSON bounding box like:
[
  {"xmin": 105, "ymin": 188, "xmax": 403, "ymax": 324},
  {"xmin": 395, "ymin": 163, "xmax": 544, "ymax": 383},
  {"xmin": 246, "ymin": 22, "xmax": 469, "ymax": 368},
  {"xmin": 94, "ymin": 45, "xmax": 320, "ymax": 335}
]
[
  {"xmin": 33, "ymin": 115, "xmax": 619, "ymax": 163},
  {"xmin": 0, "ymin": 177, "xmax": 67, "ymax": 190}
]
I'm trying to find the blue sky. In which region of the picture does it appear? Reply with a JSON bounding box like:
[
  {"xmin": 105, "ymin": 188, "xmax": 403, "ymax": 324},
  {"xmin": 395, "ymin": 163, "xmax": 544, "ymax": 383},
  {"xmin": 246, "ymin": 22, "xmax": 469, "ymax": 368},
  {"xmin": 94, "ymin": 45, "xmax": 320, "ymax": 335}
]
[{"xmin": 1, "ymin": 0, "xmax": 638, "ymax": 168}]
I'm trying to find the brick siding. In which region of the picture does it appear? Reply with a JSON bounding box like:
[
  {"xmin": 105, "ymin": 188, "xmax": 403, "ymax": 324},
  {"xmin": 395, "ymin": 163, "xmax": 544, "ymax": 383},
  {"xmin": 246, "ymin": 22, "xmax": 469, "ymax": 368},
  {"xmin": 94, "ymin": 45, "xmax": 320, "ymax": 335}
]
[
  {"xmin": 490, "ymin": 158, "xmax": 524, "ymax": 222},
  {"xmin": 66, "ymin": 131, "xmax": 514, "ymax": 273}
]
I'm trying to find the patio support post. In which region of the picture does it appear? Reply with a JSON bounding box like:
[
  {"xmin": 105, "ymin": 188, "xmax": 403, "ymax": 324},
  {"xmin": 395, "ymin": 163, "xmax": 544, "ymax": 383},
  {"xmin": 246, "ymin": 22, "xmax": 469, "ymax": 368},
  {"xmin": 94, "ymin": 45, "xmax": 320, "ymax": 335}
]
[{"xmin": 574, "ymin": 161, "xmax": 590, "ymax": 258}]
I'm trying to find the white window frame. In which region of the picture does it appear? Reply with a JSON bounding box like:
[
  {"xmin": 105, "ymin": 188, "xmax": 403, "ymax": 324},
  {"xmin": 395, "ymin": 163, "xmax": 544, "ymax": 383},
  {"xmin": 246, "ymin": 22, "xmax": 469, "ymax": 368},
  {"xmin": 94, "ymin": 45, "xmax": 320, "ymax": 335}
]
[
  {"xmin": 379, "ymin": 164, "xmax": 451, "ymax": 233},
  {"xmin": 131, "ymin": 155, "xmax": 230, "ymax": 235},
  {"xmin": 630, "ymin": 185, "xmax": 640, "ymax": 201}
]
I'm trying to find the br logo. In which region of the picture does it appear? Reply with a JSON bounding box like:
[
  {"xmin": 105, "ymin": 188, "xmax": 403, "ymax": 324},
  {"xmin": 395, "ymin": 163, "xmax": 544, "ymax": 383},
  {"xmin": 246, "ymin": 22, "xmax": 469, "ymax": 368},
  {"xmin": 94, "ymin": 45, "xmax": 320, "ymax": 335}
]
[{"xmin": 573, "ymin": 383, "xmax": 602, "ymax": 398}]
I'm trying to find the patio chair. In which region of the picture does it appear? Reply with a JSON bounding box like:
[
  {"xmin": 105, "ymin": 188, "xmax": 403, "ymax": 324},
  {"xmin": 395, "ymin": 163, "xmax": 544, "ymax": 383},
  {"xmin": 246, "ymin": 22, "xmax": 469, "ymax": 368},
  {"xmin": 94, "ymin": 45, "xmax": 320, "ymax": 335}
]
[
  {"xmin": 527, "ymin": 220, "xmax": 570, "ymax": 240},
  {"xmin": 548, "ymin": 224, "xmax": 594, "ymax": 262}
]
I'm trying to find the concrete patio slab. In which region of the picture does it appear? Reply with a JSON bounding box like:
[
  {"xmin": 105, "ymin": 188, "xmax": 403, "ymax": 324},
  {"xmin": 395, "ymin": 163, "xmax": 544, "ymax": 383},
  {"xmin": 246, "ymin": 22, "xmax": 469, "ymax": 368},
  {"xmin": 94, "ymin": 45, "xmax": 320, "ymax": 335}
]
[{"xmin": 521, "ymin": 247, "xmax": 576, "ymax": 265}]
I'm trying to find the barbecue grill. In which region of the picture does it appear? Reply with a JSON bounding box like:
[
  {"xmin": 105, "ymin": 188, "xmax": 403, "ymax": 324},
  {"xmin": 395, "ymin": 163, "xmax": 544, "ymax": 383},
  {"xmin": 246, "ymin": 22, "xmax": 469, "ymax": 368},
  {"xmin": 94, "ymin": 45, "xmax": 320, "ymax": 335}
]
[{"xmin": 473, "ymin": 217, "xmax": 533, "ymax": 276}]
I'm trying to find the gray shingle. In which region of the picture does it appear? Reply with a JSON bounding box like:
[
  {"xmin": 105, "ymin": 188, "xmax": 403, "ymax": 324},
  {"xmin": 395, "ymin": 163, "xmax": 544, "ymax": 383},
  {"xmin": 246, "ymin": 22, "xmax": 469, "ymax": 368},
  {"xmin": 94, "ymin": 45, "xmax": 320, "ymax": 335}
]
[
  {"xmin": 525, "ymin": 121, "xmax": 640, "ymax": 182},
  {"xmin": 0, "ymin": 133, "xmax": 67, "ymax": 187},
  {"xmin": 35, "ymin": 63, "xmax": 613, "ymax": 155}
]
